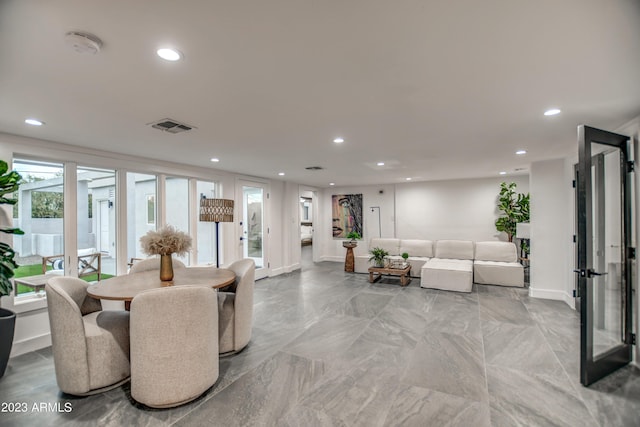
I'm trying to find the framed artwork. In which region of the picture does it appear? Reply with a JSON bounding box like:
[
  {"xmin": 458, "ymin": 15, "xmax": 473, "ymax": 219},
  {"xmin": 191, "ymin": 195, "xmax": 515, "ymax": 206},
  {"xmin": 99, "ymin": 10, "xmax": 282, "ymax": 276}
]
[{"xmin": 331, "ymin": 193, "xmax": 363, "ymax": 238}]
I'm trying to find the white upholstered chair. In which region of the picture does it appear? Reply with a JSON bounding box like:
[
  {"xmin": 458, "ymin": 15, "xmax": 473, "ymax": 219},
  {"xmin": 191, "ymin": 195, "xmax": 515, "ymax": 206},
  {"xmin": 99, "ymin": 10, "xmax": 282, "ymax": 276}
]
[
  {"xmin": 218, "ymin": 259, "xmax": 255, "ymax": 355},
  {"xmin": 130, "ymin": 285, "xmax": 219, "ymax": 408},
  {"xmin": 128, "ymin": 257, "xmax": 186, "ymax": 274},
  {"xmin": 45, "ymin": 277, "xmax": 130, "ymax": 396}
]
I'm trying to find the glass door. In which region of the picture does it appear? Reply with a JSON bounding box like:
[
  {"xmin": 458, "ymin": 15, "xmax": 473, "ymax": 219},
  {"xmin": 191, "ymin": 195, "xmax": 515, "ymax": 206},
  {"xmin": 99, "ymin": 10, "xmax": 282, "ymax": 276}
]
[
  {"xmin": 238, "ymin": 181, "xmax": 268, "ymax": 279},
  {"xmin": 576, "ymin": 125, "xmax": 633, "ymax": 386}
]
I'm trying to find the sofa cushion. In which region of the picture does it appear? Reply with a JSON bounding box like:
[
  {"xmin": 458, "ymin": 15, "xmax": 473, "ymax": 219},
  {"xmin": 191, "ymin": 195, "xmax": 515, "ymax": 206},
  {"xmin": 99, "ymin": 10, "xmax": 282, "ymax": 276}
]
[
  {"xmin": 399, "ymin": 239, "xmax": 434, "ymax": 258},
  {"xmin": 434, "ymin": 240, "xmax": 474, "ymax": 260},
  {"xmin": 421, "ymin": 259, "xmax": 473, "ymax": 292},
  {"xmin": 369, "ymin": 238, "xmax": 401, "ymax": 256},
  {"xmin": 474, "ymin": 241, "xmax": 517, "ymax": 263},
  {"xmin": 473, "ymin": 260, "xmax": 524, "ymax": 287}
]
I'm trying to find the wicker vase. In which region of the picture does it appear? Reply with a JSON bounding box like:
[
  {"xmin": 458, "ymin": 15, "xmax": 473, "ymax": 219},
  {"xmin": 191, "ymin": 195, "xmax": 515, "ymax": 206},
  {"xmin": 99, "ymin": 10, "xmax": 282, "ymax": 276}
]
[{"xmin": 160, "ymin": 254, "xmax": 174, "ymax": 281}]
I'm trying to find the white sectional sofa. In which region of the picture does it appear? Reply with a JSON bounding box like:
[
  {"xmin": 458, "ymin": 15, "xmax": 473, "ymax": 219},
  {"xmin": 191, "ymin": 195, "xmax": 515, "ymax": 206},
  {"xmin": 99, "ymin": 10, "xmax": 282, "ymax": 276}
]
[
  {"xmin": 354, "ymin": 238, "xmax": 433, "ymax": 277},
  {"xmin": 473, "ymin": 241, "xmax": 524, "ymax": 287},
  {"xmin": 420, "ymin": 240, "xmax": 475, "ymax": 292},
  {"xmin": 354, "ymin": 237, "xmax": 524, "ymax": 292}
]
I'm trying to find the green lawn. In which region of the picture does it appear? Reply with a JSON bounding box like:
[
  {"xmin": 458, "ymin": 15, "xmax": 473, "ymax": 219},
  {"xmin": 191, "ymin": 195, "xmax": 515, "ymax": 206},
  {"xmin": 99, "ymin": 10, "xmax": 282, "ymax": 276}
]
[{"xmin": 13, "ymin": 263, "xmax": 113, "ymax": 295}]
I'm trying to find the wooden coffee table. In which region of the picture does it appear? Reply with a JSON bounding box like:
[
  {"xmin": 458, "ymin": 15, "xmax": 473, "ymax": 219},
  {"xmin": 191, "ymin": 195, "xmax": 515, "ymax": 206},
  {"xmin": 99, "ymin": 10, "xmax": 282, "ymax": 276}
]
[{"xmin": 368, "ymin": 265, "xmax": 412, "ymax": 286}]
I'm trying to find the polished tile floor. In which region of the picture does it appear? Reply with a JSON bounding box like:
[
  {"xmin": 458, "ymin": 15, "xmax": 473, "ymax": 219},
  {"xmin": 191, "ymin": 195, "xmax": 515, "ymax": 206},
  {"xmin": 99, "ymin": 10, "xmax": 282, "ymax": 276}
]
[{"xmin": 2, "ymin": 249, "xmax": 639, "ymax": 426}]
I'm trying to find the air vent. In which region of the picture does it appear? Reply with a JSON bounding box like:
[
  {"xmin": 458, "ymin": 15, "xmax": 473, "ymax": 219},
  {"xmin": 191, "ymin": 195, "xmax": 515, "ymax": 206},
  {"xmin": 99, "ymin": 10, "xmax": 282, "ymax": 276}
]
[
  {"xmin": 148, "ymin": 118, "xmax": 196, "ymax": 134},
  {"xmin": 305, "ymin": 166, "xmax": 324, "ymax": 170}
]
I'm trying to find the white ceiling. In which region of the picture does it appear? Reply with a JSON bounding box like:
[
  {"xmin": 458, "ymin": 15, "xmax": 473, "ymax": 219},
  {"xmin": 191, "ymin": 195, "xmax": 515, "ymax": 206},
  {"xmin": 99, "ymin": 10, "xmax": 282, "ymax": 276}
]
[{"xmin": 1, "ymin": 1, "xmax": 639, "ymax": 187}]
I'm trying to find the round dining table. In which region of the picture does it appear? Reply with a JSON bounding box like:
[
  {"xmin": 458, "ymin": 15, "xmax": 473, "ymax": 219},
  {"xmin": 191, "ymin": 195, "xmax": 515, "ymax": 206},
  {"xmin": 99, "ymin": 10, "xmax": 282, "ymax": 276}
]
[{"xmin": 87, "ymin": 266, "xmax": 235, "ymax": 310}]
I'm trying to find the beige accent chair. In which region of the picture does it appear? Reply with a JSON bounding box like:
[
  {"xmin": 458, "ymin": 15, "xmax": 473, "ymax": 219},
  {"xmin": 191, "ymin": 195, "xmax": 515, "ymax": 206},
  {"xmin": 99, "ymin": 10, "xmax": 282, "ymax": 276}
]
[
  {"xmin": 130, "ymin": 286, "xmax": 219, "ymax": 408},
  {"xmin": 45, "ymin": 277, "xmax": 130, "ymax": 396},
  {"xmin": 218, "ymin": 259, "xmax": 255, "ymax": 355},
  {"xmin": 128, "ymin": 257, "xmax": 186, "ymax": 274}
]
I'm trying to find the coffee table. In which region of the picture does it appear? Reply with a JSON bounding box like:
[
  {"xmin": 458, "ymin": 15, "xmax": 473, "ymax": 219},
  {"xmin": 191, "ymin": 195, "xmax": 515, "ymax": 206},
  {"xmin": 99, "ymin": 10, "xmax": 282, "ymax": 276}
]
[
  {"xmin": 13, "ymin": 273, "xmax": 61, "ymax": 294},
  {"xmin": 368, "ymin": 265, "xmax": 412, "ymax": 286}
]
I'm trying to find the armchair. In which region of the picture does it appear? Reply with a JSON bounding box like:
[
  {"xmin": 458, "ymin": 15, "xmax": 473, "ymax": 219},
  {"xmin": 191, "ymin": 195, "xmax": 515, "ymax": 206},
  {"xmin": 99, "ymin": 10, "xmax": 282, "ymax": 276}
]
[{"xmin": 45, "ymin": 276, "xmax": 130, "ymax": 395}]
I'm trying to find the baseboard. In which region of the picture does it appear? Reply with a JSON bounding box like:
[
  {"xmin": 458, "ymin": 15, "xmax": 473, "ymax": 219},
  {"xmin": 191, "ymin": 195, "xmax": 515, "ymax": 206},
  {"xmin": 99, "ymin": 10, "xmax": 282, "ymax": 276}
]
[
  {"xmin": 270, "ymin": 267, "xmax": 286, "ymax": 276},
  {"xmin": 321, "ymin": 256, "xmax": 343, "ymax": 263},
  {"xmin": 529, "ymin": 287, "xmax": 574, "ymax": 308},
  {"xmin": 10, "ymin": 332, "xmax": 51, "ymax": 358}
]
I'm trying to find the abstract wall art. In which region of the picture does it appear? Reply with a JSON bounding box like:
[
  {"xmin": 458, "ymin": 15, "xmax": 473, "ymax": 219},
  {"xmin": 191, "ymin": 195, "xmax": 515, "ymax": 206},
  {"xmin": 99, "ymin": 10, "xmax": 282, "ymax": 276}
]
[{"xmin": 331, "ymin": 193, "xmax": 363, "ymax": 238}]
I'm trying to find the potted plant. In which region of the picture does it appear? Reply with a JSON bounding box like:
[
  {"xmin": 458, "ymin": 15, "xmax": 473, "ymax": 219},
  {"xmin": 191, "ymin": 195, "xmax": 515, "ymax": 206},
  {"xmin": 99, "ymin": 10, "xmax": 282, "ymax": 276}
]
[
  {"xmin": 401, "ymin": 252, "xmax": 409, "ymax": 267},
  {"xmin": 0, "ymin": 160, "xmax": 24, "ymax": 378},
  {"xmin": 343, "ymin": 231, "xmax": 361, "ymax": 248},
  {"xmin": 495, "ymin": 182, "xmax": 530, "ymax": 242},
  {"xmin": 346, "ymin": 231, "xmax": 361, "ymax": 242},
  {"xmin": 369, "ymin": 247, "xmax": 389, "ymax": 268}
]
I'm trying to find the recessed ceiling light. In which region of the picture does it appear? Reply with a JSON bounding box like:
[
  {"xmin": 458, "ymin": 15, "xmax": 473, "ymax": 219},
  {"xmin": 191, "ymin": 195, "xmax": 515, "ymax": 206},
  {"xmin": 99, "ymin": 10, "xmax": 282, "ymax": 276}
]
[
  {"xmin": 210, "ymin": 158, "xmax": 219, "ymax": 162},
  {"xmin": 278, "ymin": 172, "xmax": 285, "ymax": 176},
  {"xmin": 157, "ymin": 48, "xmax": 182, "ymax": 61},
  {"xmin": 25, "ymin": 118, "xmax": 44, "ymax": 126},
  {"xmin": 405, "ymin": 177, "xmax": 412, "ymax": 181},
  {"xmin": 544, "ymin": 108, "xmax": 561, "ymax": 116},
  {"xmin": 333, "ymin": 137, "xmax": 344, "ymax": 143},
  {"xmin": 377, "ymin": 162, "xmax": 385, "ymax": 166},
  {"xmin": 516, "ymin": 150, "xmax": 527, "ymax": 155},
  {"xmin": 499, "ymin": 171, "xmax": 507, "ymax": 175},
  {"xmin": 329, "ymin": 182, "xmax": 335, "ymax": 186}
]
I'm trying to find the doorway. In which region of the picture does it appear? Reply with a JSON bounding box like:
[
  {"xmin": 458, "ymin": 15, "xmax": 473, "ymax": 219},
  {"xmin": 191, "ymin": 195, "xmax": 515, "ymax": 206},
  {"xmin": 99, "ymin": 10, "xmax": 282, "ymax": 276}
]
[
  {"xmin": 576, "ymin": 125, "xmax": 634, "ymax": 386},
  {"xmin": 237, "ymin": 181, "xmax": 269, "ymax": 280}
]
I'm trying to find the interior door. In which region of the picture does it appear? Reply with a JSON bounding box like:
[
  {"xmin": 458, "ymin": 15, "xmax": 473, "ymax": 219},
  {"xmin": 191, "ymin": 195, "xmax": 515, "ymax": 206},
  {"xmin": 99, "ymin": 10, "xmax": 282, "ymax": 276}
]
[
  {"xmin": 576, "ymin": 125, "xmax": 634, "ymax": 386},
  {"xmin": 238, "ymin": 181, "xmax": 269, "ymax": 280}
]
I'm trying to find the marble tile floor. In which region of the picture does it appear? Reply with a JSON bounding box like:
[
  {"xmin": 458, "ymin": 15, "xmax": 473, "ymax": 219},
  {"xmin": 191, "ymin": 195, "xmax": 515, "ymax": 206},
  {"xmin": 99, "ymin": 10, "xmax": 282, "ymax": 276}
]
[{"xmin": 1, "ymin": 259, "xmax": 639, "ymax": 426}]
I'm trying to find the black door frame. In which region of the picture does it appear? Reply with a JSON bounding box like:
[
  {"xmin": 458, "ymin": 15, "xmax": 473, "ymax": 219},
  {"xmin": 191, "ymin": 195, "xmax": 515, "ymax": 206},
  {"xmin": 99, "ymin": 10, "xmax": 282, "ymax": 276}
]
[{"xmin": 576, "ymin": 125, "xmax": 633, "ymax": 386}]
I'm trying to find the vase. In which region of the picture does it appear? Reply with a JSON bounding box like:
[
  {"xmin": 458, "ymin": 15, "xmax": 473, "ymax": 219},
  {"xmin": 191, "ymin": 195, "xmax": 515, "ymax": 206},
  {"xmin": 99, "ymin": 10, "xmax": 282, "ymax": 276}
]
[{"xmin": 160, "ymin": 254, "xmax": 174, "ymax": 281}]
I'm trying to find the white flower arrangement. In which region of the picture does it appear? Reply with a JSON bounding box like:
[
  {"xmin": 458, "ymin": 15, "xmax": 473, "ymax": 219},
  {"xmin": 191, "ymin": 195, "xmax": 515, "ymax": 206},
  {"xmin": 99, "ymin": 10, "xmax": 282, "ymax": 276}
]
[{"xmin": 140, "ymin": 225, "xmax": 192, "ymax": 256}]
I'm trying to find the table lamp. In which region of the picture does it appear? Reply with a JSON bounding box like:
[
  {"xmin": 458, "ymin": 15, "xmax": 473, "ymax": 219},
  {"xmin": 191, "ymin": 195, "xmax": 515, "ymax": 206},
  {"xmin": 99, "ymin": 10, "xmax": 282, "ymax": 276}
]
[{"xmin": 199, "ymin": 197, "xmax": 234, "ymax": 268}]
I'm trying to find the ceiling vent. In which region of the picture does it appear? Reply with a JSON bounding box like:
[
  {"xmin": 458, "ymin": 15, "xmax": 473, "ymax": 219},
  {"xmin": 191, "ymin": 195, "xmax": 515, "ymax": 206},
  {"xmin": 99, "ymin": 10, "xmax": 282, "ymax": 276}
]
[
  {"xmin": 148, "ymin": 118, "xmax": 196, "ymax": 134},
  {"xmin": 305, "ymin": 166, "xmax": 324, "ymax": 170}
]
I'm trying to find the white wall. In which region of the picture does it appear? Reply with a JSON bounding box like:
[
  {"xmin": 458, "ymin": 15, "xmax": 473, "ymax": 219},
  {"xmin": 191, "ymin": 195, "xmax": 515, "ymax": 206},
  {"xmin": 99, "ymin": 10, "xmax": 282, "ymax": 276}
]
[
  {"xmin": 529, "ymin": 158, "xmax": 574, "ymax": 304},
  {"xmin": 396, "ymin": 176, "xmax": 529, "ymax": 242}
]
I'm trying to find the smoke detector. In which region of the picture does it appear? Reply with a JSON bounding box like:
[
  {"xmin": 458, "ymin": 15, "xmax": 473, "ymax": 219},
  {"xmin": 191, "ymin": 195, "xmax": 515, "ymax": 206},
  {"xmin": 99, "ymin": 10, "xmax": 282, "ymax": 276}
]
[{"xmin": 65, "ymin": 31, "xmax": 102, "ymax": 55}]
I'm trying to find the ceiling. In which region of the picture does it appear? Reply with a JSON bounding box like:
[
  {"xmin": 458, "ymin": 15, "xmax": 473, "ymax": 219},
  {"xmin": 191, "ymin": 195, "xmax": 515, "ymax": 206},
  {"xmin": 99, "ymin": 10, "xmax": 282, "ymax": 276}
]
[{"xmin": 1, "ymin": 1, "xmax": 639, "ymax": 187}]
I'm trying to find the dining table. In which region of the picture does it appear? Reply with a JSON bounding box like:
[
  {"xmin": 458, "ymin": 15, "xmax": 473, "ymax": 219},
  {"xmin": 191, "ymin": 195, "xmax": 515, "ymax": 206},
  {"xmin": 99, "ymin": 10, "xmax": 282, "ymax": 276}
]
[{"xmin": 86, "ymin": 266, "xmax": 235, "ymax": 310}]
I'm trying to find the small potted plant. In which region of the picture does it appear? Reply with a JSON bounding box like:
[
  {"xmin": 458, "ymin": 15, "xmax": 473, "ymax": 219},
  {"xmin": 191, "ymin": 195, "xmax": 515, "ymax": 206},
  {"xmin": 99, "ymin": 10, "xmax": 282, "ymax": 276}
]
[
  {"xmin": 369, "ymin": 247, "xmax": 389, "ymax": 268},
  {"xmin": 401, "ymin": 252, "xmax": 409, "ymax": 267},
  {"xmin": 343, "ymin": 231, "xmax": 361, "ymax": 248}
]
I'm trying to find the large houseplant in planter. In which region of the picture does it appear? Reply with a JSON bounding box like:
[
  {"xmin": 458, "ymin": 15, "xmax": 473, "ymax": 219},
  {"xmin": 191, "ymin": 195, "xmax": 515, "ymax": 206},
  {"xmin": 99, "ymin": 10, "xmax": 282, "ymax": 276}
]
[
  {"xmin": 495, "ymin": 182, "xmax": 529, "ymax": 242},
  {"xmin": 0, "ymin": 160, "xmax": 24, "ymax": 378}
]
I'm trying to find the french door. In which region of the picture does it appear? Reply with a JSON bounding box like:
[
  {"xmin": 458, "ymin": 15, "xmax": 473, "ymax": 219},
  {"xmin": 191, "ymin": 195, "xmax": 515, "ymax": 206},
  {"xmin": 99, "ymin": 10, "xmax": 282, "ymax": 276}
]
[
  {"xmin": 576, "ymin": 125, "xmax": 634, "ymax": 386},
  {"xmin": 237, "ymin": 180, "xmax": 269, "ymax": 280}
]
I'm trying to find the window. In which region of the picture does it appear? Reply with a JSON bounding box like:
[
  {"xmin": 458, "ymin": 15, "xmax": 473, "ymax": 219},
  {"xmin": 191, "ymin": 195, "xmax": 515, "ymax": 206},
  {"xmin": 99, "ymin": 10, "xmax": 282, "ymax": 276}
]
[
  {"xmin": 127, "ymin": 173, "xmax": 157, "ymax": 262},
  {"xmin": 12, "ymin": 159, "xmax": 64, "ymax": 297},
  {"xmin": 166, "ymin": 176, "xmax": 190, "ymax": 265},
  {"xmin": 146, "ymin": 195, "xmax": 155, "ymax": 225},
  {"xmin": 78, "ymin": 167, "xmax": 116, "ymax": 279},
  {"xmin": 196, "ymin": 181, "xmax": 217, "ymax": 265}
]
